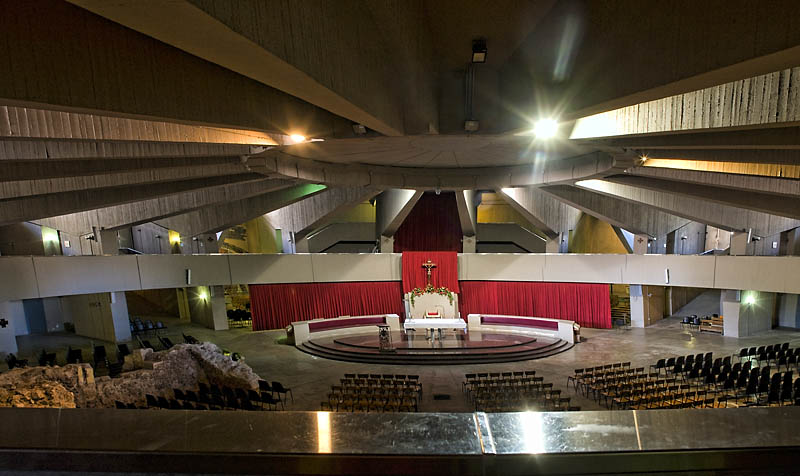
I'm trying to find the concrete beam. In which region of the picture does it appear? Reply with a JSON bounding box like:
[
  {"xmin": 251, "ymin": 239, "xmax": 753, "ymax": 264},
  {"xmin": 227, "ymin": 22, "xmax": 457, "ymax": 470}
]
[
  {"xmin": 0, "ymin": 139, "xmax": 260, "ymax": 161},
  {"xmin": 0, "ymin": 105, "xmax": 277, "ymax": 145},
  {"xmin": 539, "ymin": 185, "xmax": 689, "ymax": 238},
  {"xmin": 575, "ymin": 179, "xmax": 800, "ymax": 238},
  {"xmin": 570, "ymin": 67, "xmax": 800, "ymax": 138},
  {"xmin": 455, "ymin": 191, "xmax": 478, "ymax": 237},
  {"xmin": 495, "ymin": 187, "xmax": 580, "ymax": 239},
  {"xmin": 158, "ymin": 184, "xmax": 328, "ymax": 237},
  {"xmin": 68, "ymin": 0, "xmax": 410, "ymax": 136},
  {"xmin": 626, "ymin": 166, "xmax": 800, "ymax": 198},
  {"xmin": 375, "ymin": 190, "xmax": 424, "ymax": 238},
  {"xmin": 0, "ymin": 173, "xmax": 267, "ymax": 226},
  {"xmin": 583, "ymin": 126, "xmax": 800, "ymax": 150},
  {"xmin": 0, "ymin": 1, "xmax": 351, "ymax": 137},
  {"xmin": 35, "ymin": 179, "xmax": 294, "ymax": 235},
  {"xmin": 0, "ymin": 157, "xmax": 254, "ymax": 199},
  {"xmin": 636, "ymin": 149, "xmax": 800, "ymax": 165},
  {"xmin": 605, "ymin": 174, "xmax": 800, "ymax": 220},
  {"xmin": 269, "ymin": 187, "xmax": 381, "ymax": 240}
]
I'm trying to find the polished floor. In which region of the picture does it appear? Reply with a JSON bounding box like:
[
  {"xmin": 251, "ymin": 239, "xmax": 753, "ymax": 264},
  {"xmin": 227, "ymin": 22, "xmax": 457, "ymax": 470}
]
[{"xmin": 11, "ymin": 316, "xmax": 800, "ymax": 413}]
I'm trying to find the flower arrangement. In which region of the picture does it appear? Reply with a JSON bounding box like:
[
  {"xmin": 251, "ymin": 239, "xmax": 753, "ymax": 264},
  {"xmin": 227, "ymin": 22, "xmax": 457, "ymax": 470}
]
[{"xmin": 409, "ymin": 284, "xmax": 454, "ymax": 306}]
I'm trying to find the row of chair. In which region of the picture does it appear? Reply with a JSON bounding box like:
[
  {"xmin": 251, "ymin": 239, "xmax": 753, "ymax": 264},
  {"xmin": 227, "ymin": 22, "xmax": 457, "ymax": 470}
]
[
  {"xmin": 323, "ymin": 374, "xmax": 420, "ymax": 412},
  {"xmin": 130, "ymin": 318, "xmax": 167, "ymax": 337}
]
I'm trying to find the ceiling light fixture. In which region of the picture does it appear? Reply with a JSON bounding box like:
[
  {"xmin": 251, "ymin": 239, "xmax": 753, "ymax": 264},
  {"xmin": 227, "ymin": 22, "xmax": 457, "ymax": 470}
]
[
  {"xmin": 533, "ymin": 118, "xmax": 558, "ymax": 139},
  {"xmin": 471, "ymin": 38, "xmax": 487, "ymax": 63}
]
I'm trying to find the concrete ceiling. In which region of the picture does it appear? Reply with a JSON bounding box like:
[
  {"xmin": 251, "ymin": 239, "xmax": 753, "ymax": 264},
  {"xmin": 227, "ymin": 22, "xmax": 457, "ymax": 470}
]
[{"xmin": 0, "ymin": 0, "xmax": 799, "ymax": 246}]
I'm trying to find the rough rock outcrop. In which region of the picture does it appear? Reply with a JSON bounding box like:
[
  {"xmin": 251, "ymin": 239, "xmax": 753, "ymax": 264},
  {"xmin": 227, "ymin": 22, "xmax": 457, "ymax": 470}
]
[{"xmin": 0, "ymin": 342, "xmax": 262, "ymax": 409}]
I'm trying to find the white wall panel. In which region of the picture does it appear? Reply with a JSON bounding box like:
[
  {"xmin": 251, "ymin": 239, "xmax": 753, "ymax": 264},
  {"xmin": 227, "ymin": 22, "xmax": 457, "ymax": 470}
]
[
  {"xmin": 714, "ymin": 256, "xmax": 789, "ymax": 293},
  {"xmin": 459, "ymin": 254, "xmax": 545, "ymax": 281},
  {"xmin": 0, "ymin": 257, "xmax": 39, "ymax": 301},
  {"xmin": 624, "ymin": 255, "xmax": 716, "ymax": 287},
  {"xmin": 228, "ymin": 254, "xmax": 314, "ymax": 284},
  {"xmin": 311, "ymin": 254, "xmax": 397, "ymax": 282},
  {"xmin": 34, "ymin": 256, "xmax": 140, "ymax": 297},
  {"xmin": 543, "ymin": 254, "xmax": 625, "ymax": 283},
  {"xmin": 137, "ymin": 254, "xmax": 231, "ymax": 289}
]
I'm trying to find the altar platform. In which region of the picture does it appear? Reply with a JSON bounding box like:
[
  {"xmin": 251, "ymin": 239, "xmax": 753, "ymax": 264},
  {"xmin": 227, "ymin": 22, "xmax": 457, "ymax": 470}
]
[{"xmin": 298, "ymin": 330, "xmax": 572, "ymax": 365}]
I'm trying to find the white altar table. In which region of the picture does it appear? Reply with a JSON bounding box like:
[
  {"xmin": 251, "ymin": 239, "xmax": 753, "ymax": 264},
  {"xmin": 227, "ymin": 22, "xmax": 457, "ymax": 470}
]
[{"xmin": 403, "ymin": 318, "xmax": 467, "ymax": 339}]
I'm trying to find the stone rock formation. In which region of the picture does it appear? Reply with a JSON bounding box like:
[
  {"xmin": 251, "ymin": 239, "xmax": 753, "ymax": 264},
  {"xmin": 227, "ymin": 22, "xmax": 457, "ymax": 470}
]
[{"xmin": 0, "ymin": 342, "xmax": 262, "ymax": 409}]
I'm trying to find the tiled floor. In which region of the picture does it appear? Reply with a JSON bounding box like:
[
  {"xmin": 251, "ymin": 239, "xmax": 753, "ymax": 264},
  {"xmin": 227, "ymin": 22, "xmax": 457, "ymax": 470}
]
[{"xmin": 11, "ymin": 317, "xmax": 800, "ymax": 412}]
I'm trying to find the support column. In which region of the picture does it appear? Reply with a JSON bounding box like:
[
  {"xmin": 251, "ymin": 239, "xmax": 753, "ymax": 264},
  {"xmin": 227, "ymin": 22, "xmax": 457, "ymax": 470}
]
[
  {"xmin": 629, "ymin": 285, "xmax": 645, "ymax": 328},
  {"xmin": 545, "ymin": 237, "xmax": 560, "ymax": 253},
  {"xmin": 462, "ymin": 235, "xmax": 476, "ymax": 253},
  {"xmin": 730, "ymin": 232, "xmax": 749, "ymax": 256},
  {"xmin": 633, "ymin": 234, "xmax": 649, "ymax": 254},
  {"xmin": 187, "ymin": 286, "xmax": 228, "ymax": 330},
  {"xmin": 379, "ymin": 235, "xmax": 394, "ymax": 253},
  {"xmin": 110, "ymin": 292, "xmax": 132, "ymax": 342},
  {"xmin": 456, "ymin": 190, "xmax": 478, "ymax": 253},
  {"xmin": 176, "ymin": 288, "xmax": 191, "ymax": 322},
  {"xmin": 0, "ymin": 300, "xmax": 24, "ymax": 355}
]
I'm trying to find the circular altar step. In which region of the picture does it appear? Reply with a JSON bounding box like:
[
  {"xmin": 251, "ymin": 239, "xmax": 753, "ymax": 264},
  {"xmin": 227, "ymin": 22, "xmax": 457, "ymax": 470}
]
[{"xmin": 298, "ymin": 330, "xmax": 572, "ymax": 365}]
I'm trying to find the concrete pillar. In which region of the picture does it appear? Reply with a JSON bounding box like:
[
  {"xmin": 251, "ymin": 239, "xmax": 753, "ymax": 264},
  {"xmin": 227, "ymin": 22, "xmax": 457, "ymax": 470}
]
[
  {"xmin": 545, "ymin": 238, "xmax": 560, "ymax": 253},
  {"xmin": 110, "ymin": 292, "xmax": 132, "ymax": 342},
  {"xmin": 379, "ymin": 235, "xmax": 394, "ymax": 253},
  {"xmin": 375, "ymin": 189, "xmax": 423, "ymax": 244},
  {"xmin": 187, "ymin": 286, "xmax": 228, "ymax": 330},
  {"xmin": 633, "ymin": 234, "xmax": 649, "ymax": 254},
  {"xmin": 177, "ymin": 289, "xmax": 191, "ymax": 322},
  {"xmin": 462, "ymin": 235, "xmax": 476, "ymax": 253},
  {"xmin": 730, "ymin": 232, "xmax": 749, "ymax": 256},
  {"xmin": 210, "ymin": 286, "xmax": 229, "ymax": 331},
  {"xmin": 721, "ymin": 290, "xmax": 741, "ymax": 337},
  {"xmin": 629, "ymin": 285, "xmax": 645, "ymax": 328},
  {"xmin": 0, "ymin": 300, "xmax": 25, "ymax": 355},
  {"xmin": 777, "ymin": 294, "xmax": 800, "ymax": 328}
]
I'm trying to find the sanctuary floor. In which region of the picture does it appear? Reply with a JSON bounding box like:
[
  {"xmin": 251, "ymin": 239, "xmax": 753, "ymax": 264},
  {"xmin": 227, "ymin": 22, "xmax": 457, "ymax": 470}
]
[{"xmin": 12, "ymin": 318, "xmax": 800, "ymax": 412}]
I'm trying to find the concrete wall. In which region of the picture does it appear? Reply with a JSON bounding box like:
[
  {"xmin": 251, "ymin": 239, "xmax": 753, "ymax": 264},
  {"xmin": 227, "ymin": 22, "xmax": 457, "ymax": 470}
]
[
  {"xmin": 61, "ymin": 293, "xmax": 117, "ymax": 342},
  {"xmin": 738, "ymin": 291, "xmax": 776, "ymax": 336},
  {"xmin": 568, "ymin": 214, "xmax": 628, "ymax": 254},
  {"xmin": 1, "ymin": 253, "xmax": 800, "ymax": 301}
]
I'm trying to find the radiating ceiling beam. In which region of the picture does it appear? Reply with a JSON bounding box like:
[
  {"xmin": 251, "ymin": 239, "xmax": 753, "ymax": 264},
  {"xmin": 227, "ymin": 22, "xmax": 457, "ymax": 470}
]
[
  {"xmin": 34, "ymin": 179, "xmax": 293, "ymax": 235},
  {"xmin": 575, "ymin": 179, "xmax": 800, "ymax": 238},
  {"xmin": 158, "ymin": 184, "xmax": 329, "ymax": 237},
  {"xmin": 0, "ymin": 173, "xmax": 267, "ymax": 227},
  {"xmin": 581, "ymin": 126, "xmax": 800, "ymax": 150},
  {"xmin": 605, "ymin": 174, "xmax": 800, "ymax": 220},
  {"xmin": 539, "ymin": 185, "xmax": 689, "ymax": 238},
  {"xmin": 269, "ymin": 187, "xmax": 381, "ymax": 240},
  {"xmin": 626, "ymin": 166, "xmax": 800, "ymax": 197},
  {"xmin": 495, "ymin": 187, "xmax": 581, "ymax": 239},
  {"xmin": 455, "ymin": 190, "xmax": 478, "ymax": 237},
  {"xmin": 375, "ymin": 189, "xmax": 424, "ymax": 238}
]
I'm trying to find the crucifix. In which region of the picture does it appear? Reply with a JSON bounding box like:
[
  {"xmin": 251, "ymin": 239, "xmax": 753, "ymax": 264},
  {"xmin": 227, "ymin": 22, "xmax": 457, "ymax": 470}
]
[{"xmin": 421, "ymin": 259, "xmax": 437, "ymax": 286}]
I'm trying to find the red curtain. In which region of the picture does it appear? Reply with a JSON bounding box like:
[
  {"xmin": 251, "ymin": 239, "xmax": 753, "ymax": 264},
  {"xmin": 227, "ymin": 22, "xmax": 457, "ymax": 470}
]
[
  {"xmin": 250, "ymin": 282, "xmax": 404, "ymax": 330},
  {"xmin": 394, "ymin": 192, "xmax": 462, "ymax": 252},
  {"xmin": 401, "ymin": 251, "xmax": 459, "ymax": 293},
  {"xmin": 459, "ymin": 281, "xmax": 612, "ymax": 329}
]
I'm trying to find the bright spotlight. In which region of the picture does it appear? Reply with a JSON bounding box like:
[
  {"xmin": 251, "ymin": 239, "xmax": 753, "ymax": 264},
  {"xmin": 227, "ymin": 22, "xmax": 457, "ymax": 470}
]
[
  {"xmin": 289, "ymin": 134, "xmax": 306, "ymax": 144},
  {"xmin": 533, "ymin": 118, "xmax": 558, "ymax": 139},
  {"xmin": 744, "ymin": 293, "xmax": 756, "ymax": 306}
]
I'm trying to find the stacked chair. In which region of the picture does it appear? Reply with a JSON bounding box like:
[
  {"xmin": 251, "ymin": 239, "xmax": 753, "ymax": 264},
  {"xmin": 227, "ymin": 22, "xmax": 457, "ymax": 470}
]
[
  {"xmin": 322, "ymin": 374, "xmax": 421, "ymax": 412},
  {"xmin": 463, "ymin": 371, "xmax": 577, "ymax": 412}
]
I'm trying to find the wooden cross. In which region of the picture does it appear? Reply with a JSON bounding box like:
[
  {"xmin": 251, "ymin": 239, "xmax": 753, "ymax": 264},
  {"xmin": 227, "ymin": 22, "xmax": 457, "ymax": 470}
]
[{"xmin": 421, "ymin": 259, "xmax": 437, "ymax": 286}]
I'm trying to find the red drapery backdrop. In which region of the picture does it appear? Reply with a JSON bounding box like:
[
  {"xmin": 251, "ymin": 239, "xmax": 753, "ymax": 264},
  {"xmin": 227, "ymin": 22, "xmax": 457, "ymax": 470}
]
[
  {"xmin": 394, "ymin": 192, "xmax": 462, "ymax": 252},
  {"xmin": 401, "ymin": 251, "xmax": 459, "ymax": 293},
  {"xmin": 458, "ymin": 281, "xmax": 612, "ymax": 329},
  {"xmin": 250, "ymin": 282, "xmax": 404, "ymax": 330}
]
